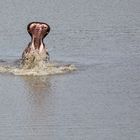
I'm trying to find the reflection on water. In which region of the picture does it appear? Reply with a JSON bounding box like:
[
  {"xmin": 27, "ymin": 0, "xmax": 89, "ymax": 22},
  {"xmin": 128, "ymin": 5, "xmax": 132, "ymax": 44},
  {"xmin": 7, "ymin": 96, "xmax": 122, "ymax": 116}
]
[
  {"xmin": 23, "ymin": 76, "xmax": 52, "ymax": 95},
  {"xmin": 23, "ymin": 76, "xmax": 52, "ymax": 116}
]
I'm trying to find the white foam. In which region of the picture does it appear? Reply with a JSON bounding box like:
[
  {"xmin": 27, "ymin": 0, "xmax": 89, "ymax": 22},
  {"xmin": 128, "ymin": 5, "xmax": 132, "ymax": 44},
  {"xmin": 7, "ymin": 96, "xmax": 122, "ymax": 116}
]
[
  {"xmin": 0, "ymin": 61, "xmax": 76, "ymax": 76},
  {"xmin": 0, "ymin": 52, "xmax": 76, "ymax": 76}
]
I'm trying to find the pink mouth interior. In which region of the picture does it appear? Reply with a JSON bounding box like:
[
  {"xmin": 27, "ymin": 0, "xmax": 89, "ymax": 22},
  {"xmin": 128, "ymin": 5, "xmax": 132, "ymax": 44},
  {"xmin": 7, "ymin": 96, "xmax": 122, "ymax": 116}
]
[
  {"xmin": 29, "ymin": 23, "xmax": 48, "ymax": 50},
  {"xmin": 33, "ymin": 27, "xmax": 43, "ymax": 39}
]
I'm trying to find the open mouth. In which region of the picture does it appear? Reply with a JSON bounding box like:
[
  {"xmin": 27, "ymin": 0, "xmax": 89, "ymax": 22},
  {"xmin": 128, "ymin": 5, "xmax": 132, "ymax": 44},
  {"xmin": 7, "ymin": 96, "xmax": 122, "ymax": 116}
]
[{"xmin": 21, "ymin": 22, "xmax": 51, "ymax": 68}]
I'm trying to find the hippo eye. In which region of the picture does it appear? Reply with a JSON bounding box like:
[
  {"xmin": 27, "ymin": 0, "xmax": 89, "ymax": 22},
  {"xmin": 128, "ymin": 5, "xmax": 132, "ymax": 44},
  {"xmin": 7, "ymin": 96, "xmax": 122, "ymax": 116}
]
[
  {"xmin": 30, "ymin": 23, "xmax": 36, "ymax": 29},
  {"xmin": 43, "ymin": 26, "xmax": 48, "ymax": 29},
  {"xmin": 33, "ymin": 25, "xmax": 36, "ymax": 29}
]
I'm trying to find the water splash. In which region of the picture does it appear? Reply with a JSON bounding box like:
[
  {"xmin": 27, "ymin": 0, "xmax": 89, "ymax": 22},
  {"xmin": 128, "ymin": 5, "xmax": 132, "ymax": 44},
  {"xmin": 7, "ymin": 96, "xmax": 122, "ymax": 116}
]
[{"xmin": 0, "ymin": 60, "xmax": 76, "ymax": 76}]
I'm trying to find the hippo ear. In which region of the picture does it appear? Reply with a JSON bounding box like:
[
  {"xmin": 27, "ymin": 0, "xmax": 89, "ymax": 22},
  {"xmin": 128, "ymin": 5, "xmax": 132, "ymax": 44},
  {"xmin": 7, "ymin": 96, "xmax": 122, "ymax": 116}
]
[
  {"xmin": 47, "ymin": 25, "xmax": 50, "ymax": 34},
  {"xmin": 27, "ymin": 22, "xmax": 32, "ymax": 36},
  {"xmin": 43, "ymin": 24, "xmax": 50, "ymax": 38},
  {"xmin": 27, "ymin": 22, "xmax": 32, "ymax": 32}
]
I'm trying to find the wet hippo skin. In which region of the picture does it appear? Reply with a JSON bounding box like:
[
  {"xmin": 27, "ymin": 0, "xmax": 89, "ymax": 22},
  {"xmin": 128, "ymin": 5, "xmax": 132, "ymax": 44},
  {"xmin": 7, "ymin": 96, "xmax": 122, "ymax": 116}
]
[{"xmin": 21, "ymin": 22, "xmax": 50, "ymax": 68}]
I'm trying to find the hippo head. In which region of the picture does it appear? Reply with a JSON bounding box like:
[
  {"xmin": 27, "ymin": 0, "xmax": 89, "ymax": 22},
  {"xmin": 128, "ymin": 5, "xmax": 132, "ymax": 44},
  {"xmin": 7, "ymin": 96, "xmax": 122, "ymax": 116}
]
[
  {"xmin": 27, "ymin": 22, "xmax": 50, "ymax": 39},
  {"xmin": 27, "ymin": 22, "xmax": 50, "ymax": 50}
]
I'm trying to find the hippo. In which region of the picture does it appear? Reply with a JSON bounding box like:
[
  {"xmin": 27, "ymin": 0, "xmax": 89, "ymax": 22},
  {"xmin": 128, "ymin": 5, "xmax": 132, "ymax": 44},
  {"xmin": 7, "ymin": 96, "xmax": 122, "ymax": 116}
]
[{"xmin": 21, "ymin": 22, "xmax": 50, "ymax": 68}]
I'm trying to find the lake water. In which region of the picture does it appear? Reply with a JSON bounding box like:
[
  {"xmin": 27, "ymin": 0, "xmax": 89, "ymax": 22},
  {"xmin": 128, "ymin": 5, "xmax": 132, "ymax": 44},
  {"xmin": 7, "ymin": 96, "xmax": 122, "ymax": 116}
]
[{"xmin": 0, "ymin": 0, "xmax": 140, "ymax": 139}]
